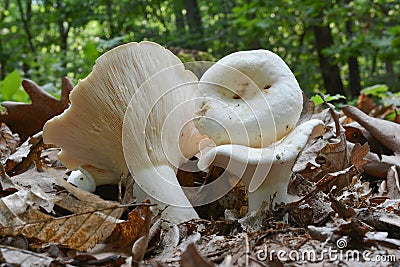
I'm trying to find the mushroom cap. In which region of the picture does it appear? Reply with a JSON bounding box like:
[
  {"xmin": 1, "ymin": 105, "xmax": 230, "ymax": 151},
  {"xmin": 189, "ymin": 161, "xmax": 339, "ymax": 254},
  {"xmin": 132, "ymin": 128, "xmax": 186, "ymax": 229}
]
[
  {"xmin": 43, "ymin": 41, "xmax": 204, "ymax": 185},
  {"xmin": 198, "ymin": 119, "xmax": 325, "ymax": 209},
  {"xmin": 195, "ymin": 50, "xmax": 303, "ymax": 148},
  {"xmin": 67, "ymin": 169, "xmax": 96, "ymax": 193}
]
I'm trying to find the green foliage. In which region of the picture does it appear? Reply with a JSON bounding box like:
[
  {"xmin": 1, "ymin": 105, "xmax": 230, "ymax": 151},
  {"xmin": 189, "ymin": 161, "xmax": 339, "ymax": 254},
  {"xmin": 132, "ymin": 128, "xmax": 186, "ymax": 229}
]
[
  {"xmin": 311, "ymin": 93, "xmax": 347, "ymax": 106},
  {"xmin": 0, "ymin": 70, "xmax": 28, "ymax": 103},
  {"xmin": 0, "ymin": 0, "xmax": 398, "ymax": 100},
  {"xmin": 361, "ymin": 84, "xmax": 400, "ymax": 108},
  {"xmin": 361, "ymin": 84, "xmax": 389, "ymax": 98}
]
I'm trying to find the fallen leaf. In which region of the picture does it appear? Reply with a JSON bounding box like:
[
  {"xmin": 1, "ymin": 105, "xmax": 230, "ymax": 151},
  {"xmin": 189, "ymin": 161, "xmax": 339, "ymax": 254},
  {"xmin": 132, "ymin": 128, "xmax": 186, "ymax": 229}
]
[
  {"xmin": 0, "ymin": 123, "xmax": 20, "ymax": 160},
  {"xmin": 343, "ymin": 105, "xmax": 400, "ymax": 155},
  {"xmin": 0, "ymin": 244, "xmax": 57, "ymax": 267},
  {"xmin": 0, "ymin": 163, "xmax": 17, "ymax": 192},
  {"xmin": 180, "ymin": 243, "xmax": 214, "ymax": 267},
  {"xmin": 344, "ymin": 123, "xmax": 392, "ymax": 157},
  {"xmin": 364, "ymin": 231, "xmax": 400, "ymax": 248},
  {"xmin": 9, "ymin": 167, "xmax": 63, "ymax": 194},
  {"xmin": 0, "ymin": 78, "xmax": 73, "ymax": 141},
  {"xmin": 0, "ymin": 188, "xmax": 123, "ymax": 251},
  {"xmin": 320, "ymin": 133, "xmax": 349, "ymax": 172},
  {"xmin": 329, "ymin": 193, "xmax": 356, "ymax": 219},
  {"xmin": 4, "ymin": 132, "xmax": 50, "ymax": 175},
  {"xmin": 110, "ymin": 200, "xmax": 151, "ymax": 252},
  {"xmin": 385, "ymin": 166, "xmax": 400, "ymax": 199},
  {"xmin": 357, "ymin": 92, "xmax": 376, "ymax": 114},
  {"xmin": 349, "ymin": 143, "xmax": 369, "ymax": 171}
]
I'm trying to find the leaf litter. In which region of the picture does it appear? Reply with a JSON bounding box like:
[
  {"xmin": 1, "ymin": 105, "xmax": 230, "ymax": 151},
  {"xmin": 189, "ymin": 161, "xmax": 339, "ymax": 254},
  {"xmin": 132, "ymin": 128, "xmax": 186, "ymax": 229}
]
[{"xmin": 0, "ymin": 90, "xmax": 399, "ymax": 266}]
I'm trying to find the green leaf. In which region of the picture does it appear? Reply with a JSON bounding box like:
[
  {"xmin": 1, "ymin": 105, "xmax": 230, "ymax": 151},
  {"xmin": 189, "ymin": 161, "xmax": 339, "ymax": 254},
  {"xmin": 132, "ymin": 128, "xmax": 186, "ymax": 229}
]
[
  {"xmin": 311, "ymin": 93, "xmax": 346, "ymax": 106},
  {"xmin": 361, "ymin": 84, "xmax": 388, "ymax": 97},
  {"xmin": 311, "ymin": 94, "xmax": 324, "ymax": 106},
  {"xmin": 0, "ymin": 70, "xmax": 22, "ymax": 100}
]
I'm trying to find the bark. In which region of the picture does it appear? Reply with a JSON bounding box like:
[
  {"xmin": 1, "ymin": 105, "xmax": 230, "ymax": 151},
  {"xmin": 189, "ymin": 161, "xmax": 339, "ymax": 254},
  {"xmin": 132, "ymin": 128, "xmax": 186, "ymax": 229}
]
[
  {"xmin": 345, "ymin": 0, "xmax": 362, "ymax": 97},
  {"xmin": 174, "ymin": 0, "xmax": 185, "ymax": 34},
  {"xmin": 56, "ymin": 0, "xmax": 70, "ymax": 74},
  {"xmin": 16, "ymin": 0, "xmax": 35, "ymax": 53},
  {"xmin": 313, "ymin": 24, "xmax": 345, "ymax": 95},
  {"xmin": 183, "ymin": 0, "xmax": 206, "ymax": 50},
  {"xmin": 56, "ymin": 0, "xmax": 69, "ymax": 51},
  {"xmin": 347, "ymin": 56, "xmax": 361, "ymax": 97},
  {"xmin": 0, "ymin": 0, "xmax": 9, "ymax": 79}
]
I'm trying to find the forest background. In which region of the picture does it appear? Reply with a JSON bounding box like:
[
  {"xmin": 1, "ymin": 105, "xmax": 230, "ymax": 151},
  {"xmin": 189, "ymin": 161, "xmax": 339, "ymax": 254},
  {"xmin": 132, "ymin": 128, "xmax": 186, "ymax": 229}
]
[{"xmin": 0, "ymin": 0, "xmax": 399, "ymax": 103}]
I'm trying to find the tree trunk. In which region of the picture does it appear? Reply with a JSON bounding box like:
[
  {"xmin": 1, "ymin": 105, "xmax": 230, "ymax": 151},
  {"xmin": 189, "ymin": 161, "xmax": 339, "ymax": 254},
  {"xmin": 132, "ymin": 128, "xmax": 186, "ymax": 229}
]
[
  {"xmin": 183, "ymin": 0, "xmax": 206, "ymax": 50},
  {"xmin": 56, "ymin": 0, "xmax": 69, "ymax": 75},
  {"xmin": 347, "ymin": 56, "xmax": 361, "ymax": 97},
  {"xmin": 0, "ymin": 0, "xmax": 9, "ymax": 79},
  {"xmin": 345, "ymin": 2, "xmax": 362, "ymax": 97},
  {"xmin": 174, "ymin": 0, "xmax": 185, "ymax": 34},
  {"xmin": 313, "ymin": 24, "xmax": 345, "ymax": 96},
  {"xmin": 16, "ymin": 0, "xmax": 35, "ymax": 53}
]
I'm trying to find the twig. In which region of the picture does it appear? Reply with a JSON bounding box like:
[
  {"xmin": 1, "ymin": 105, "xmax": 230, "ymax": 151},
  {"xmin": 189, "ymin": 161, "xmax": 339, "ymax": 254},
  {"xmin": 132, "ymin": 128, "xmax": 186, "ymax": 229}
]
[{"xmin": 318, "ymin": 92, "xmax": 341, "ymax": 137}]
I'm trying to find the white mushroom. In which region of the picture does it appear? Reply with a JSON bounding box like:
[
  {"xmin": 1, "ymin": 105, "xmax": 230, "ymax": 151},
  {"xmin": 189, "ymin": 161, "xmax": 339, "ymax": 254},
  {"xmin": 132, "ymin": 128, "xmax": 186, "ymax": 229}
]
[
  {"xmin": 67, "ymin": 169, "xmax": 96, "ymax": 193},
  {"xmin": 43, "ymin": 41, "xmax": 206, "ymax": 223},
  {"xmin": 195, "ymin": 50, "xmax": 303, "ymax": 147},
  {"xmin": 195, "ymin": 50, "xmax": 324, "ymax": 212}
]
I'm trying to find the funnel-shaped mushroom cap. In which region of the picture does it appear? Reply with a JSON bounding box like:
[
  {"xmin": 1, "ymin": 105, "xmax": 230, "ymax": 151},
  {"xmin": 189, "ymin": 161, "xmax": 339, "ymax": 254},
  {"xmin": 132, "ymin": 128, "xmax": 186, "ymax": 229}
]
[
  {"xmin": 195, "ymin": 50, "xmax": 303, "ymax": 148},
  {"xmin": 43, "ymin": 41, "xmax": 204, "ymax": 185},
  {"xmin": 198, "ymin": 119, "xmax": 324, "ymax": 210}
]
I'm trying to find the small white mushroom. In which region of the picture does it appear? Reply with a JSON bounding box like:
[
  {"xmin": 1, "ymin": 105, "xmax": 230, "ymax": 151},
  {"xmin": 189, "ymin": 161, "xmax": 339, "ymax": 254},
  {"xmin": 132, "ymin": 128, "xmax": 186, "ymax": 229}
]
[
  {"xmin": 44, "ymin": 41, "xmax": 206, "ymax": 224},
  {"xmin": 67, "ymin": 169, "xmax": 96, "ymax": 193},
  {"xmin": 195, "ymin": 50, "xmax": 324, "ymax": 212}
]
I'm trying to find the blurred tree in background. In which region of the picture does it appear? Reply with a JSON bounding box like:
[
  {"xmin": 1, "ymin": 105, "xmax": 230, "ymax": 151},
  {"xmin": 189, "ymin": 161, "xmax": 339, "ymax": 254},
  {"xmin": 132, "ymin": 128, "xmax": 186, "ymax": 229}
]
[{"xmin": 0, "ymin": 0, "xmax": 399, "ymax": 101}]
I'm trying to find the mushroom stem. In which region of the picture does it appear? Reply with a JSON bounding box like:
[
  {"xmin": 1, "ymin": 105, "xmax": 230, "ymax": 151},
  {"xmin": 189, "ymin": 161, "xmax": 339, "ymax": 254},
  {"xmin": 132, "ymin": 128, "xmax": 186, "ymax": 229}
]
[
  {"xmin": 134, "ymin": 165, "xmax": 199, "ymax": 224},
  {"xmin": 198, "ymin": 119, "xmax": 324, "ymax": 212}
]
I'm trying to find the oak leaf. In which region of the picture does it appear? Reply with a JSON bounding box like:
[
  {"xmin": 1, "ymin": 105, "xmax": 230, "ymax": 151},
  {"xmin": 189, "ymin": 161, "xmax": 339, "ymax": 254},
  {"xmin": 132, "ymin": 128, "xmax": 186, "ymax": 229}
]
[{"xmin": 0, "ymin": 78, "xmax": 73, "ymax": 141}]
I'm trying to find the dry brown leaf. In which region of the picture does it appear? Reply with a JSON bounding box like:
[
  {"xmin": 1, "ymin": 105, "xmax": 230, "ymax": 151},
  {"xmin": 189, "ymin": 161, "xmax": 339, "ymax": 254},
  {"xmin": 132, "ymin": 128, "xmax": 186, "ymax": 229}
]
[
  {"xmin": 329, "ymin": 193, "xmax": 356, "ymax": 219},
  {"xmin": 334, "ymin": 218, "xmax": 372, "ymax": 245},
  {"xmin": 54, "ymin": 174, "xmax": 120, "ymax": 213},
  {"xmin": 112, "ymin": 199, "xmax": 152, "ymax": 248},
  {"xmin": 385, "ymin": 166, "xmax": 400, "ymax": 199},
  {"xmin": 133, "ymin": 222, "xmax": 152, "ymax": 264},
  {"xmin": 0, "ymin": 187, "xmax": 57, "ymax": 230},
  {"xmin": 4, "ymin": 132, "xmax": 51, "ymax": 175},
  {"xmin": 320, "ymin": 133, "xmax": 349, "ymax": 172},
  {"xmin": 0, "ymin": 123, "xmax": 20, "ymax": 161},
  {"xmin": 343, "ymin": 105, "xmax": 400, "ymax": 155},
  {"xmin": 0, "ymin": 78, "xmax": 73, "ymax": 141},
  {"xmin": 10, "ymin": 167, "xmax": 64, "ymax": 194},
  {"xmin": 0, "ymin": 187, "xmax": 123, "ymax": 251},
  {"xmin": 180, "ymin": 243, "xmax": 214, "ymax": 267},
  {"xmin": 0, "ymin": 163, "xmax": 17, "ymax": 192},
  {"xmin": 0, "ymin": 169, "xmax": 126, "ymax": 251},
  {"xmin": 350, "ymin": 143, "xmax": 369, "ymax": 171},
  {"xmin": 357, "ymin": 92, "xmax": 377, "ymax": 114},
  {"xmin": 344, "ymin": 123, "xmax": 392, "ymax": 157},
  {"xmin": 0, "ymin": 244, "xmax": 57, "ymax": 266}
]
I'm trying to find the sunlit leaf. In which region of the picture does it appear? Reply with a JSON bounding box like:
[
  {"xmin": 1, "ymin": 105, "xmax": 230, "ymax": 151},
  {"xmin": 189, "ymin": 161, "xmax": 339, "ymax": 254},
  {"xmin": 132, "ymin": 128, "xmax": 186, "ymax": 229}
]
[{"xmin": 0, "ymin": 70, "xmax": 22, "ymax": 101}]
